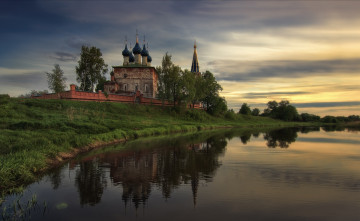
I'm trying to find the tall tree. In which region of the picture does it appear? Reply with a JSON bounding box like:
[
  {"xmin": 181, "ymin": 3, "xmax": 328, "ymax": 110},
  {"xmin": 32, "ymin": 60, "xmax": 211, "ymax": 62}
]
[
  {"xmin": 46, "ymin": 64, "xmax": 67, "ymax": 93},
  {"xmin": 76, "ymin": 45, "xmax": 108, "ymax": 92},
  {"xmin": 200, "ymin": 71, "xmax": 223, "ymax": 113},
  {"xmin": 156, "ymin": 53, "xmax": 183, "ymax": 106}
]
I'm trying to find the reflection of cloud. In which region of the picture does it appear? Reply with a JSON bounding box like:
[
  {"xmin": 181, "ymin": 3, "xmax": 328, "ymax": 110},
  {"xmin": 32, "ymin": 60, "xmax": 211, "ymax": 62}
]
[
  {"xmin": 50, "ymin": 52, "xmax": 77, "ymax": 62},
  {"xmin": 212, "ymin": 59, "xmax": 360, "ymax": 82}
]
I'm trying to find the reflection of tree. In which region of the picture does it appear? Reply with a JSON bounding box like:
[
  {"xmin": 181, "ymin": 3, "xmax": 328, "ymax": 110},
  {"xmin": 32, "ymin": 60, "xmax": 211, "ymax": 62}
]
[
  {"xmin": 240, "ymin": 133, "xmax": 251, "ymax": 144},
  {"xmin": 48, "ymin": 168, "xmax": 62, "ymax": 190},
  {"xmin": 263, "ymin": 128, "xmax": 299, "ymax": 148},
  {"xmin": 322, "ymin": 125, "xmax": 345, "ymax": 132},
  {"xmin": 300, "ymin": 126, "xmax": 320, "ymax": 134},
  {"xmin": 75, "ymin": 159, "xmax": 107, "ymax": 206}
]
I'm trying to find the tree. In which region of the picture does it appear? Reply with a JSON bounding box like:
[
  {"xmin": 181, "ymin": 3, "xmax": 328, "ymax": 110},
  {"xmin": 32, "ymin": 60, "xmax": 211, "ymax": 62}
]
[
  {"xmin": 76, "ymin": 45, "xmax": 108, "ymax": 92},
  {"xmin": 46, "ymin": 64, "xmax": 67, "ymax": 93},
  {"xmin": 201, "ymin": 71, "xmax": 223, "ymax": 112},
  {"xmin": 263, "ymin": 100, "xmax": 299, "ymax": 121},
  {"xmin": 156, "ymin": 53, "xmax": 183, "ymax": 107},
  {"xmin": 239, "ymin": 103, "xmax": 251, "ymax": 115},
  {"xmin": 95, "ymin": 76, "xmax": 107, "ymax": 92},
  {"xmin": 251, "ymin": 108, "xmax": 260, "ymax": 116}
]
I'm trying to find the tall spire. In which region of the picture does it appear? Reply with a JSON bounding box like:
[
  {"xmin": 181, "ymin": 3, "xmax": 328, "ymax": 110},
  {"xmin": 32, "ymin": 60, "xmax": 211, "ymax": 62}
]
[{"xmin": 191, "ymin": 41, "xmax": 199, "ymax": 73}]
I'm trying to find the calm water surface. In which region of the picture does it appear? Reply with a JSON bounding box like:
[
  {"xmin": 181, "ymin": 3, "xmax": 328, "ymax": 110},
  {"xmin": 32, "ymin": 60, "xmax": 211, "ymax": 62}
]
[{"xmin": 2, "ymin": 127, "xmax": 360, "ymax": 220}]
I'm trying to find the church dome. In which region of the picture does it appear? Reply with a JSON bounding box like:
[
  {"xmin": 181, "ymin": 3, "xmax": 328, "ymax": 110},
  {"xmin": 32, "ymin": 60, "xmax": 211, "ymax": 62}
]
[
  {"xmin": 132, "ymin": 42, "xmax": 142, "ymax": 54},
  {"xmin": 129, "ymin": 52, "xmax": 135, "ymax": 62},
  {"xmin": 122, "ymin": 44, "xmax": 130, "ymax": 56},
  {"xmin": 141, "ymin": 45, "xmax": 149, "ymax": 56},
  {"xmin": 147, "ymin": 55, "xmax": 152, "ymax": 62}
]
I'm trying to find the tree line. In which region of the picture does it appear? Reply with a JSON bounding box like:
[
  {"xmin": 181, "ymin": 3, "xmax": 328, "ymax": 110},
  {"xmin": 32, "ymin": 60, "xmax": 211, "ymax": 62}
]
[{"xmin": 238, "ymin": 100, "xmax": 360, "ymax": 123}]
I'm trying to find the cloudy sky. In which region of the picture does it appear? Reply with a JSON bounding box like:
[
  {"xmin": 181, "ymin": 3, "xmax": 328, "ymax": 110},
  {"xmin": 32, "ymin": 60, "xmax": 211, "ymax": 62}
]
[{"xmin": 1, "ymin": 0, "xmax": 359, "ymax": 116}]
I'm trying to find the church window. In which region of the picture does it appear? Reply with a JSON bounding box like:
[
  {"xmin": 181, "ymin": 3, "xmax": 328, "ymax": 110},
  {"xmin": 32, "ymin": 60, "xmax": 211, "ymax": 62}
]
[
  {"xmin": 144, "ymin": 84, "xmax": 149, "ymax": 92},
  {"xmin": 124, "ymin": 84, "xmax": 127, "ymax": 91}
]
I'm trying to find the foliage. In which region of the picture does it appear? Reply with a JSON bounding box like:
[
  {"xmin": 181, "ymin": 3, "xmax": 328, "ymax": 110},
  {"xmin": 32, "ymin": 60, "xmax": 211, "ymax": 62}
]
[
  {"xmin": 300, "ymin": 113, "xmax": 320, "ymax": 122},
  {"xmin": 251, "ymin": 108, "xmax": 260, "ymax": 116},
  {"xmin": 46, "ymin": 64, "xmax": 67, "ymax": 93},
  {"xmin": 76, "ymin": 45, "xmax": 108, "ymax": 92},
  {"xmin": 206, "ymin": 96, "xmax": 227, "ymax": 116},
  {"xmin": 239, "ymin": 103, "xmax": 251, "ymax": 115},
  {"xmin": 156, "ymin": 53, "xmax": 183, "ymax": 106},
  {"xmin": 95, "ymin": 76, "xmax": 107, "ymax": 92},
  {"xmin": 263, "ymin": 100, "xmax": 299, "ymax": 121}
]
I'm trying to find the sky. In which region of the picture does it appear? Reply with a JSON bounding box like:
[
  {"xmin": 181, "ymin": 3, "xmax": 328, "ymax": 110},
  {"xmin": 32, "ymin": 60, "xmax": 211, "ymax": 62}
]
[{"xmin": 0, "ymin": 0, "xmax": 359, "ymax": 117}]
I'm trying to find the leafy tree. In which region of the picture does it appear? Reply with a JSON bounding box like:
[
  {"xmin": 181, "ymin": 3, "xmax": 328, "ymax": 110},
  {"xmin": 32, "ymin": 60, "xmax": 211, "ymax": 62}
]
[
  {"xmin": 95, "ymin": 76, "xmax": 107, "ymax": 92},
  {"xmin": 156, "ymin": 53, "xmax": 183, "ymax": 106},
  {"xmin": 76, "ymin": 45, "xmax": 108, "ymax": 92},
  {"xmin": 251, "ymin": 108, "xmax": 260, "ymax": 116},
  {"xmin": 181, "ymin": 69, "xmax": 196, "ymax": 106},
  {"xmin": 263, "ymin": 100, "xmax": 299, "ymax": 121},
  {"xmin": 206, "ymin": 96, "xmax": 227, "ymax": 116},
  {"xmin": 46, "ymin": 64, "xmax": 67, "ymax": 93},
  {"xmin": 239, "ymin": 103, "xmax": 251, "ymax": 115},
  {"xmin": 201, "ymin": 71, "xmax": 223, "ymax": 112}
]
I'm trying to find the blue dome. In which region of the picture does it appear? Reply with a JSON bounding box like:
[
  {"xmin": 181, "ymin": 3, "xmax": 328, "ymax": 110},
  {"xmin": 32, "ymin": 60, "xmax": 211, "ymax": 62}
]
[
  {"xmin": 132, "ymin": 42, "xmax": 142, "ymax": 54},
  {"xmin": 147, "ymin": 55, "xmax": 152, "ymax": 62},
  {"xmin": 141, "ymin": 44, "xmax": 149, "ymax": 56},
  {"xmin": 129, "ymin": 52, "xmax": 135, "ymax": 62},
  {"xmin": 122, "ymin": 44, "xmax": 130, "ymax": 56}
]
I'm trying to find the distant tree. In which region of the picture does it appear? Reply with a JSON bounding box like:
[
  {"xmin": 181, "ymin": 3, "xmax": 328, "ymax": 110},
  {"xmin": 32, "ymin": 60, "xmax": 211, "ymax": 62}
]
[
  {"xmin": 239, "ymin": 103, "xmax": 251, "ymax": 115},
  {"xmin": 321, "ymin": 115, "xmax": 339, "ymax": 123},
  {"xmin": 18, "ymin": 90, "xmax": 49, "ymax": 98},
  {"xmin": 263, "ymin": 100, "xmax": 299, "ymax": 121},
  {"xmin": 300, "ymin": 113, "xmax": 320, "ymax": 122},
  {"xmin": 46, "ymin": 64, "xmax": 67, "ymax": 93},
  {"xmin": 251, "ymin": 108, "xmax": 260, "ymax": 116},
  {"xmin": 76, "ymin": 45, "xmax": 108, "ymax": 92}
]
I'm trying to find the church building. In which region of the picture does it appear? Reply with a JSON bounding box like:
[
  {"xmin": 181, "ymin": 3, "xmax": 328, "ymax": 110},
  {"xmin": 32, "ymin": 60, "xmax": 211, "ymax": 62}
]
[
  {"xmin": 104, "ymin": 34, "xmax": 157, "ymax": 98},
  {"xmin": 104, "ymin": 34, "xmax": 201, "ymax": 100}
]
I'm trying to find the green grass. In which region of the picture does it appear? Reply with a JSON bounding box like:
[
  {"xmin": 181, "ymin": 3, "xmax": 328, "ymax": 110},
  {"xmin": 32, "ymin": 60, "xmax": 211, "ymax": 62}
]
[{"xmin": 0, "ymin": 97, "xmax": 311, "ymax": 194}]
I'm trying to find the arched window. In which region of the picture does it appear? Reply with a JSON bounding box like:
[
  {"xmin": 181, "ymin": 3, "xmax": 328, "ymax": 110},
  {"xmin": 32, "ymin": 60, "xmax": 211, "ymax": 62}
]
[
  {"xmin": 144, "ymin": 84, "xmax": 149, "ymax": 93},
  {"xmin": 124, "ymin": 84, "xmax": 127, "ymax": 91}
]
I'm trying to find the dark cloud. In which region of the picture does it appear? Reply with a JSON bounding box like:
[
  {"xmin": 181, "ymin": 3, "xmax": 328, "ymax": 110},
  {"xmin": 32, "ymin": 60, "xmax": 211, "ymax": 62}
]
[
  {"xmin": 294, "ymin": 102, "xmax": 360, "ymax": 108},
  {"xmin": 65, "ymin": 37, "xmax": 89, "ymax": 49},
  {"xmin": 213, "ymin": 59, "xmax": 360, "ymax": 81},
  {"xmin": 0, "ymin": 72, "xmax": 46, "ymax": 87},
  {"xmin": 50, "ymin": 52, "xmax": 77, "ymax": 62},
  {"xmin": 243, "ymin": 91, "xmax": 311, "ymax": 99}
]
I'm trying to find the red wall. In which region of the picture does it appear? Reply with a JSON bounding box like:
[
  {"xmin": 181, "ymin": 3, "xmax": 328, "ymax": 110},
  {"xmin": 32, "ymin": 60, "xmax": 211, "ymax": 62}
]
[{"xmin": 32, "ymin": 85, "xmax": 202, "ymax": 109}]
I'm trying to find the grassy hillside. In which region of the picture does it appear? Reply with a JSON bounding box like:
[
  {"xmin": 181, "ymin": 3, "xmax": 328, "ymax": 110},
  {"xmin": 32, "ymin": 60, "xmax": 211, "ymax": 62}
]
[{"xmin": 0, "ymin": 97, "xmax": 307, "ymax": 193}]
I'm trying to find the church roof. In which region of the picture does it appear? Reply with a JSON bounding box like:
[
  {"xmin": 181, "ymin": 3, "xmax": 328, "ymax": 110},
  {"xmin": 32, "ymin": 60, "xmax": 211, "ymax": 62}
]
[
  {"xmin": 122, "ymin": 44, "xmax": 130, "ymax": 56},
  {"xmin": 191, "ymin": 42, "xmax": 200, "ymax": 73},
  {"xmin": 141, "ymin": 44, "xmax": 149, "ymax": 56}
]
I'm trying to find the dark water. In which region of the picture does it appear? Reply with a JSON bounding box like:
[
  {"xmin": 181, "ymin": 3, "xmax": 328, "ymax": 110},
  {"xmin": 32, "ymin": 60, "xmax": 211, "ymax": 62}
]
[{"xmin": 2, "ymin": 127, "xmax": 360, "ymax": 221}]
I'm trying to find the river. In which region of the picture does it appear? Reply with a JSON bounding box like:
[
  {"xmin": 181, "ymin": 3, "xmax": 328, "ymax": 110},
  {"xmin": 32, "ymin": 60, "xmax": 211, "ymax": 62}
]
[{"xmin": 1, "ymin": 126, "xmax": 360, "ymax": 220}]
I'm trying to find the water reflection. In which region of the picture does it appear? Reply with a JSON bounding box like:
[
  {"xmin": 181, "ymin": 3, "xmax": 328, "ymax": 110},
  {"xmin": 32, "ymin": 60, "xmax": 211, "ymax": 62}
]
[{"xmin": 72, "ymin": 133, "xmax": 227, "ymax": 208}]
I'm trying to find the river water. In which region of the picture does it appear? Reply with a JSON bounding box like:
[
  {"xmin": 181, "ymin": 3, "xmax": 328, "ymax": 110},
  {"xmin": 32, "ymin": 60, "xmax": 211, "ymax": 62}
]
[{"xmin": 1, "ymin": 126, "xmax": 360, "ymax": 220}]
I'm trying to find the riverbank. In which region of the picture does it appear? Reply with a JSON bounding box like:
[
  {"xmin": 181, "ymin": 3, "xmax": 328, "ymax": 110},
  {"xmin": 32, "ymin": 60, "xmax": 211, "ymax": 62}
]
[{"xmin": 0, "ymin": 98, "xmax": 313, "ymax": 194}]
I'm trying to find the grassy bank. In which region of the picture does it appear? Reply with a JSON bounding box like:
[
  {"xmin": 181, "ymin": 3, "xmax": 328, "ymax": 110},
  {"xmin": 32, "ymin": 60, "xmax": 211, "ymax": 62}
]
[{"xmin": 0, "ymin": 97, "xmax": 310, "ymax": 193}]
